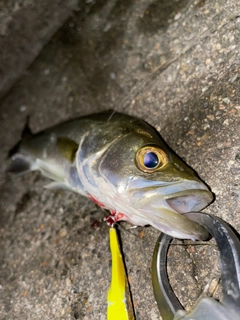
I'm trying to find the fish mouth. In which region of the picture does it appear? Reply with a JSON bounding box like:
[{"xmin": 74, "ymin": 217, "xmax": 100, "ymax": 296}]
[
  {"xmin": 127, "ymin": 180, "xmax": 214, "ymax": 239},
  {"xmin": 165, "ymin": 189, "xmax": 213, "ymax": 214}
]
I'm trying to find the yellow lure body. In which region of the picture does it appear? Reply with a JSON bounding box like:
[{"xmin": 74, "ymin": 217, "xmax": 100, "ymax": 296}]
[{"xmin": 107, "ymin": 228, "xmax": 135, "ymax": 320}]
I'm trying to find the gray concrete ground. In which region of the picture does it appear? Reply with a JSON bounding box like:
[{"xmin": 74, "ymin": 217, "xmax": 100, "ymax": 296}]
[
  {"xmin": 0, "ymin": 0, "xmax": 78, "ymax": 99},
  {"xmin": 0, "ymin": 0, "xmax": 240, "ymax": 319}
]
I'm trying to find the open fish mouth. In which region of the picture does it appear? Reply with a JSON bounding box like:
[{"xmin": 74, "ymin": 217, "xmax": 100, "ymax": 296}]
[
  {"xmin": 165, "ymin": 189, "xmax": 213, "ymax": 214},
  {"xmin": 127, "ymin": 181, "xmax": 213, "ymax": 239}
]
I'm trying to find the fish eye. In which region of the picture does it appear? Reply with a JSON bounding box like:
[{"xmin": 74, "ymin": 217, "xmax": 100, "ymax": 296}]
[
  {"xmin": 135, "ymin": 146, "xmax": 168, "ymax": 173},
  {"xmin": 143, "ymin": 152, "xmax": 159, "ymax": 168}
]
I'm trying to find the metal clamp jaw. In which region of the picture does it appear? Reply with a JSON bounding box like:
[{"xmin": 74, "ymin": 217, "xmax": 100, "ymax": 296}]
[{"xmin": 152, "ymin": 212, "xmax": 240, "ymax": 320}]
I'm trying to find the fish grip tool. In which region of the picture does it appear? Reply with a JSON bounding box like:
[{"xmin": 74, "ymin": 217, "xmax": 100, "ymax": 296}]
[{"xmin": 152, "ymin": 211, "xmax": 240, "ymax": 320}]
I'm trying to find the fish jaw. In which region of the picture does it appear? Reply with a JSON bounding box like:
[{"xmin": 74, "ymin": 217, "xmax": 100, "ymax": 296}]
[
  {"xmin": 165, "ymin": 189, "xmax": 213, "ymax": 214},
  {"xmin": 148, "ymin": 208, "xmax": 210, "ymax": 240},
  {"xmin": 99, "ymin": 183, "xmax": 213, "ymax": 240},
  {"xmin": 124, "ymin": 180, "xmax": 213, "ymax": 240},
  {"xmin": 128, "ymin": 178, "xmax": 213, "ymax": 211}
]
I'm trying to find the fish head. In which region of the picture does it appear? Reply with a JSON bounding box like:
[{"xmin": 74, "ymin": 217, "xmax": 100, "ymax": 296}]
[
  {"xmin": 125, "ymin": 145, "xmax": 214, "ymax": 240},
  {"xmin": 77, "ymin": 118, "xmax": 213, "ymax": 240}
]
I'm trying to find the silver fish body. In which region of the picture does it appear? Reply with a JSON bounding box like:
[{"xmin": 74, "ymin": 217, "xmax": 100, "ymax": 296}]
[{"xmin": 8, "ymin": 111, "xmax": 213, "ymax": 239}]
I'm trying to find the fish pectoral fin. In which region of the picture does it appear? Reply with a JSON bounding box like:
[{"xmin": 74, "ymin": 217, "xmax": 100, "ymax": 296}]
[
  {"xmin": 44, "ymin": 181, "xmax": 72, "ymax": 191},
  {"xmin": 56, "ymin": 137, "xmax": 78, "ymax": 162}
]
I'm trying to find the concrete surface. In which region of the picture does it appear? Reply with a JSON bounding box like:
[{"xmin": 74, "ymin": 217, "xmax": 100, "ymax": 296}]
[
  {"xmin": 0, "ymin": 0, "xmax": 78, "ymax": 100},
  {"xmin": 0, "ymin": 0, "xmax": 240, "ymax": 319}
]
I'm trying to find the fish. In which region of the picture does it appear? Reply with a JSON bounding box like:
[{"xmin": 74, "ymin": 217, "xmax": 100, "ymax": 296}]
[{"xmin": 7, "ymin": 111, "xmax": 213, "ymax": 240}]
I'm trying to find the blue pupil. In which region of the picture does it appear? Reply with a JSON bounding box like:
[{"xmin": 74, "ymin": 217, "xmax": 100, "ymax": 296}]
[{"xmin": 143, "ymin": 152, "xmax": 159, "ymax": 168}]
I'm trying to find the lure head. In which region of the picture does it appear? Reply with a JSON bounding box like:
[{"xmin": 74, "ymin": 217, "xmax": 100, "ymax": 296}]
[{"xmin": 77, "ymin": 115, "xmax": 213, "ymax": 240}]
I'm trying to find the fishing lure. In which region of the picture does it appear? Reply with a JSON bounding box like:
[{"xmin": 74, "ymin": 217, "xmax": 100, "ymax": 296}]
[{"xmin": 107, "ymin": 227, "xmax": 135, "ymax": 320}]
